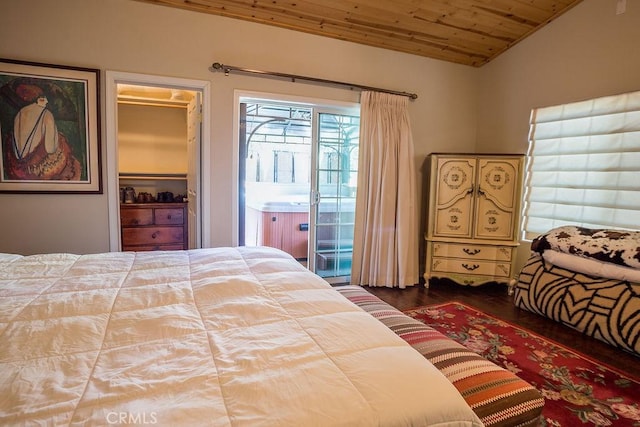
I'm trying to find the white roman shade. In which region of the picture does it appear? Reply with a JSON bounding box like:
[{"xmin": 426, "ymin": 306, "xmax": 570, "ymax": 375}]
[{"xmin": 522, "ymin": 90, "xmax": 640, "ymax": 240}]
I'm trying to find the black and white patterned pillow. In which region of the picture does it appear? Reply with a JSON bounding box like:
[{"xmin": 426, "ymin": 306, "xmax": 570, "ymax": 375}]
[{"xmin": 531, "ymin": 226, "xmax": 640, "ymax": 270}]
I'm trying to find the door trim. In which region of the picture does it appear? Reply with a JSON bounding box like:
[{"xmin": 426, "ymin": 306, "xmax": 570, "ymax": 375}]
[{"xmin": 105, "ymin": 71, "xmax": 211, "ymax": 251}]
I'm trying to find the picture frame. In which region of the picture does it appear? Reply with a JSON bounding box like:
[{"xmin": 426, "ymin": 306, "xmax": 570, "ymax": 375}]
[{"xmin": 0, "ymin": 58, "xmax": 101, "ymax": 193}]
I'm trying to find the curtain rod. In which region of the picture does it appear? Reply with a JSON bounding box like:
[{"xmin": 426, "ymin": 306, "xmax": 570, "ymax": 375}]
[{"xmin": 210, "ymin": 62, "xmax": 418, "ymax": 100}]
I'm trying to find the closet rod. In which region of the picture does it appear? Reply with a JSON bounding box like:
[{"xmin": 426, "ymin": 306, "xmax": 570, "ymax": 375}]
[{"xmin": 210, "ymin": 62, "xmax": 418, "ymax": 100}]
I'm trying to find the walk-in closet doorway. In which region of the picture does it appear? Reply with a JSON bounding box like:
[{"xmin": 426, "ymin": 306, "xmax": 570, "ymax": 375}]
[{"xmin": 105, "ymin": 71, "xmax": 211, "ymax": 252}]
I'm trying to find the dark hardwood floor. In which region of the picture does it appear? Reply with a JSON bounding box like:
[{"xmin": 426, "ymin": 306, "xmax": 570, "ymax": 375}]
[{"xmin": 365, "ymin": 278, "xmax": 640, "ymax": 380}]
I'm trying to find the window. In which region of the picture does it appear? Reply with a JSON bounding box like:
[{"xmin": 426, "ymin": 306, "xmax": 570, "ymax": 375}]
[{"xmin": 522, "ymin": 90, "xmax": 640, "ymax": 240}]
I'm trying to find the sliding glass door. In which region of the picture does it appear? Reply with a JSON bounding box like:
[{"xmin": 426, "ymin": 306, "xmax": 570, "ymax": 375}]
[
  {"xmin": 239, "ymin": 97, "xmax": 359, "ymax": 282},
  {"xmin": 309, "ymin": 111, "xmax": 360, "ymax": 282}
]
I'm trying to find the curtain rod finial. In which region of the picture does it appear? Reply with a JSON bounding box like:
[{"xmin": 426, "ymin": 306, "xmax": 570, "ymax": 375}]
[{"xmin": 211, "ymin": 62, "xmax": 230, "ymax": 76}]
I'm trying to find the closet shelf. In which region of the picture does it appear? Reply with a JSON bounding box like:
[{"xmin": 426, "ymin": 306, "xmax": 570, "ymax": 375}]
[{"xmin": 119, "ymin": 173, "xmax": 187, "ymax": 181}]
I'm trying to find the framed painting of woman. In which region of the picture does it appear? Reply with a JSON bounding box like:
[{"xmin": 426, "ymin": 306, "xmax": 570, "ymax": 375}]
[{"xmin": 0, "ymin": 58, "xmax": 101, "ymax": 193}]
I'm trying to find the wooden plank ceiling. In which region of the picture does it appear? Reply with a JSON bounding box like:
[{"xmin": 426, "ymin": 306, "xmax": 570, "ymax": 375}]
[{"xmin": 134, "ymin": 0, "xmax": 582, "ymax": 67}]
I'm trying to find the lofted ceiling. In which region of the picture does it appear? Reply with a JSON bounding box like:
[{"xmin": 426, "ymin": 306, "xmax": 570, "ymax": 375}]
[{"xmin": 133, "ymin": 0, "xmax": 582, "ymax": 67}]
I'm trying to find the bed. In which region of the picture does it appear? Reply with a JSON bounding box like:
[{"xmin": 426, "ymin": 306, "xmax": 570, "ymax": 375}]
[
  {"xmin": 514, "ymin": 226, "xmax": 640, "ymax": 355},
  {"xmin": 0, "ymin": 246, "xmax": 483, "ymax": 426}
]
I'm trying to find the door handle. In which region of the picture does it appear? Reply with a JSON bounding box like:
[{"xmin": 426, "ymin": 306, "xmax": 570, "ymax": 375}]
[{"xmin": 311, "ymin": 190, "xmax": 321, "ymax": 206}]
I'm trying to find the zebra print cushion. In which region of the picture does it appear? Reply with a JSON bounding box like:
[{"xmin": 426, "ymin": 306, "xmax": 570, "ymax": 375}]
[
  {"xmin": 514, "ymin": 253, "xmax": 640, "ymax": 355},
  {"xmin": 337, "ymin": 285, "xmax": 544, "ymax": 427}
]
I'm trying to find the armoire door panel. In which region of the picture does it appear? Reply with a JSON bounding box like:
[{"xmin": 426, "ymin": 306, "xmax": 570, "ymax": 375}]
[
  {"xmin": 433, "ymin": 158, "xmax": 475, "ymax": 238},
  {"xmin": 435, "ymin": 197, "xmax": 474, "ymax": 237},
  {"xmin": 435, "ymin": 159, "xmax": 475, "ymax": 206},
  {"xmin": 474, "ymin": 196, "xmax": 514, "ymax": 240},
  {"xmin": 477, "ymin": 159, "xmax": 518, "ymax": 211}
]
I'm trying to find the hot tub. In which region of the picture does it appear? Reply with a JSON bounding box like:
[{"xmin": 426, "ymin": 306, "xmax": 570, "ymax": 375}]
[
  {"xmin": 245, "ymin": 194, "xmax": 355, "ymax": 260},
  {"xmin": 245, "ymin": 195, "xmax": 310, "ymax": 259}
]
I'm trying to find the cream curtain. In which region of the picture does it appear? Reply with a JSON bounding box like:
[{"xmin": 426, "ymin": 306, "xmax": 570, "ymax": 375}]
[{"xmin": 351, "ymin": 91, "xmax": 418, "ymax": 288}]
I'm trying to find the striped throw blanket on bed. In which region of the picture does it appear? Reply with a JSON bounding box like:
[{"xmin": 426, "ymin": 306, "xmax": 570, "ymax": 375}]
[{"xmin": 336, "ymin": 285, "xmax": 544, "ymax": 427}]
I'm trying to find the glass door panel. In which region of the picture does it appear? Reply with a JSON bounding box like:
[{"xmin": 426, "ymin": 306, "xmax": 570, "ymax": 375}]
[
  {"xmin": 240, "ymin": 101, "xmax": 312, "ymax": 261},
  {"xmin": 311, "ymin": 112, "xmax": 359, "ymax": 282}
]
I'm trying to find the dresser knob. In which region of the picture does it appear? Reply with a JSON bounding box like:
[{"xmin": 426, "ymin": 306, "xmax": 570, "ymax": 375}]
[{"xmin": 152, "ymin": 232, "xmax": 158, "ymax": 239}]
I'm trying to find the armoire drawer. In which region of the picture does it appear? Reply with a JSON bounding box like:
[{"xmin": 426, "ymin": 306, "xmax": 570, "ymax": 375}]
[
  {"xmin": 431, "ymin": 257, "xmax": 511, "ymax": 278},
  {"xmin": 431, "ymin": 242, "xmax": 514, "ymax": 262}
]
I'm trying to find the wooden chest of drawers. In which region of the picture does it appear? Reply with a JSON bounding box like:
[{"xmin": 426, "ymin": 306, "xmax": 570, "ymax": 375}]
[{"xmin": 120, "ymin": 203, "xmax": 188, "ymax": 251}]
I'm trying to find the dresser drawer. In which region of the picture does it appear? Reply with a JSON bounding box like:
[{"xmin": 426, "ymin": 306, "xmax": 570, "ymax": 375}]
[
  {"xmin": 124, "ymin": 243, "xmax": 186, "ymax": 252},
  {"xmin": 431, "ymin": 242, "xmax": 513, "ymax": 262},
  {"xmin": 120, "ymin": 203, "xmax": 188, "ymax": 251},
  {"xmin": 155, "ymin": 208, "xmax": 185, "ymax": 225},
  {"xmin": 431, "ymin": 257, "xmax": 511, "ymax": 278},
  {"xmin": 120, "ymin": 208, "xmax": 154, "ymax": 226},
  {"xmin": 122, "ymin": 226, "xmax": 185, "ymax": 246}
]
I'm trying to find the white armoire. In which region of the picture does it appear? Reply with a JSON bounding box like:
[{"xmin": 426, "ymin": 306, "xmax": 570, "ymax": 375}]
[{"xmin": 424, "ymin": 153, "xmax": 524, "ymax": 286}]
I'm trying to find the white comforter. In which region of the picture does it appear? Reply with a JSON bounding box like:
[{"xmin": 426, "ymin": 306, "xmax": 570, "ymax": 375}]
[{"xmin": 0, "ymin": 247, "xmax": 482, "ymax": 426}]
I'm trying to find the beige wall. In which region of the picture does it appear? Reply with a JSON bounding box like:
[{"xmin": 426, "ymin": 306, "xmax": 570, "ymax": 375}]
[
  {"xmin": 2, "ymin": 0, "xmax": 637, "ymax": 259},
  {"xmin": 476, "ymin": 0, "xmax": 640, "ymax": 269},
  {"xmin": 118, "ymin": 103, "xmax": 188, "ymax": 175},
  {"xmin": 0, "ymin": 0, "xmax": 476, "ymax": 255},
  {"xmin": 477, "ymin": 0, "xmax": 640, "ymax": 154}
]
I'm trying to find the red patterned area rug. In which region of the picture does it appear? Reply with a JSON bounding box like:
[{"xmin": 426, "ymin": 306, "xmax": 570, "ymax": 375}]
[{"xmin": 404, "ymin": 302, "xmax": 640, "ymax": 427}]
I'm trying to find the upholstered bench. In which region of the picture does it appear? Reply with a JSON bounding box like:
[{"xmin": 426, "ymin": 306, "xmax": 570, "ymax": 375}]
[
  {"xmin": 336, "ymin": 285, "xmax": 544, "ymax": 427},
  {"xmin": 514, "ymin": 226, "xmax": 640, "ymax": 356}
]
